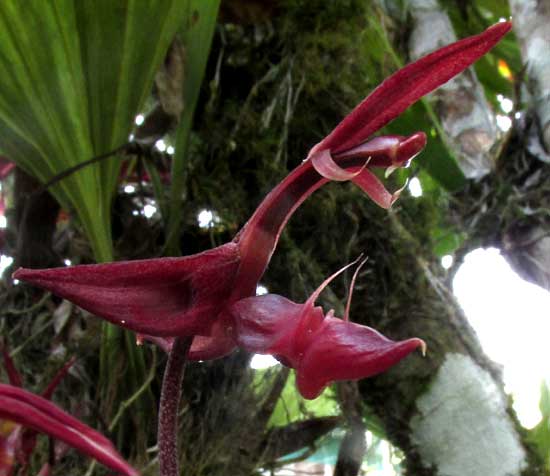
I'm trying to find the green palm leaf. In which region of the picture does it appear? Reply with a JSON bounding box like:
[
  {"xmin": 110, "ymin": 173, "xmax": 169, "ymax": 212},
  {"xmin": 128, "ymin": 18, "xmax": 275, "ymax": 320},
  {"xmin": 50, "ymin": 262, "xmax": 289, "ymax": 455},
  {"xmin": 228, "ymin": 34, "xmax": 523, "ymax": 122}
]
[
  {"xmin": 0, "ymin": 0, "xmax": 188, "ymax": 261},
  {"xmin": 0, "ymin": 1, "xmax": 191, "ymax": 449}
]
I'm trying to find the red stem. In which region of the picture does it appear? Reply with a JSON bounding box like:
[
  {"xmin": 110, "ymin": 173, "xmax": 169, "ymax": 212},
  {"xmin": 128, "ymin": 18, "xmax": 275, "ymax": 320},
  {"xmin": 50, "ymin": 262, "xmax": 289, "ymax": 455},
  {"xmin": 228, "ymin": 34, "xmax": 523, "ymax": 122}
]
[
  {"xmin": 158, "ymin": 337, "xmax": 193, "ymax": 476},
  {"xmin": 232, "ymin": 148, "xmax": 388, "ymax": 300}
]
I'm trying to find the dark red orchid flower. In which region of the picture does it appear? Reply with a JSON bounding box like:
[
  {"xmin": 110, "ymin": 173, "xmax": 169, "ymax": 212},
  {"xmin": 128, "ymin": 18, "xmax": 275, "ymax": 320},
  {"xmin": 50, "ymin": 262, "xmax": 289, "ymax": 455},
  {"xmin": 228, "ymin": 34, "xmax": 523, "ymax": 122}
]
[
  {"xmin": 14, "ymin": 23, "xmax": 510, "ymax": 366},
  {"xmin": 0, "ymin": 346, "xmax": 137, "ymax": 476},
  {"xmin": 230, "ymin": 258, "xmax": 425, "ymax": 399}
]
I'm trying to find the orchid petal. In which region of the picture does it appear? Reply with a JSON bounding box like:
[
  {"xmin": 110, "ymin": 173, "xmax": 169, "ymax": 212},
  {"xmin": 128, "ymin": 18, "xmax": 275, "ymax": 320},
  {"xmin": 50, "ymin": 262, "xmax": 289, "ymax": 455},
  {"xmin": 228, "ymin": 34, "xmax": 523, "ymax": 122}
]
[
  {"xmin": 0, "ymin": 385, "xmax": 138, "ymax": 476},
  {"xmin": 289, "ymin": 257, "xmax": 366, "ymax": 362},
  {"xmin": 310, "ymin": 149, "xmax": 367, "ymax": 181},
  {"xmin": 231, "ymin": 290, "xmax": 426, "ymax": 400},
  {"xmin": 351, "ymin": 169, "xmax": 396, "ymax": 209},
  {"xmin": 309, "ymin": 22, "xmax": 511, "ymax": 155},
  {"xmin": 395, "ymin": 132, "xmax": 428, "ymax": 164},
  {"xmin": 13, "ymin": 243, "xmax": 240, "ymax": 337},
  {"xmin": 296, "ymin": 317, "xmax": 425, "ymax": 399},
  {"xmin": 234, "ymin": 134, "xmax": 426, "ymax": 295},
  {"xmin": 188, "ymin": 335, "xmax": 237, "ymax": 361},
  {"xmin": 334, "ymin": 132, "xmax": 427, "ymax": 168},
  {"xmin": 138, "ymin": 322, "xmax": 236, "ymax": 361},
  {"xmin": 136, "ymin": 334, "xmax": 174, "ymax": 354}
]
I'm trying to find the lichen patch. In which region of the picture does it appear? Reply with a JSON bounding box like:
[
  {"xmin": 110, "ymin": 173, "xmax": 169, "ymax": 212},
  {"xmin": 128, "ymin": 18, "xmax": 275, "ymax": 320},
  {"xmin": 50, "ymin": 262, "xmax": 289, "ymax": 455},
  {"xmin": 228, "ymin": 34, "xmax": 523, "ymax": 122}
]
[{"xmin": 411, "ymin": 353, "xmax": 527, "ymax": 476}]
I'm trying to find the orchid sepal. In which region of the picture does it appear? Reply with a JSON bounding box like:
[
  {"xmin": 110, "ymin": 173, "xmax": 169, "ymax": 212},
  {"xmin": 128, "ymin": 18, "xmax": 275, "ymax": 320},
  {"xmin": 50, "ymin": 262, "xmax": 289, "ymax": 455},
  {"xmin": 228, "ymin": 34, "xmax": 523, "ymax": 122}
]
[
  {"xmin": 310, "ymin": 149, "xmax": 368, "ymax": 182},
  {"xmin": 13, "ymin": 242, "xmax": 241, "ymax": 338},
  {"xmin": 296, "ymin": 321, "xmax": 425, "ymax": 399},
  {"xmin": 307, "ymin": 22, "xmax": 511, "ymax": 156},
  {"xmin": 333, "ymin": 132, "xmax": 427, "ymax": 168}
]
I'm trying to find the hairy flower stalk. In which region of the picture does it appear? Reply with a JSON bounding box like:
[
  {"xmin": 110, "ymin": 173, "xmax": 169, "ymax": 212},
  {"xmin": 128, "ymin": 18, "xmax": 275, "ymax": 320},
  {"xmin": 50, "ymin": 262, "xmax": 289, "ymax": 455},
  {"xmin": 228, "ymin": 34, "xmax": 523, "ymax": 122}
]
[
  {"xmin": 12, "ymin": 21, "xmax": 510, "ymax": 476},
  {"xmin": 158, "ymin": 337, "xmax": 193, "ymax": 476}
]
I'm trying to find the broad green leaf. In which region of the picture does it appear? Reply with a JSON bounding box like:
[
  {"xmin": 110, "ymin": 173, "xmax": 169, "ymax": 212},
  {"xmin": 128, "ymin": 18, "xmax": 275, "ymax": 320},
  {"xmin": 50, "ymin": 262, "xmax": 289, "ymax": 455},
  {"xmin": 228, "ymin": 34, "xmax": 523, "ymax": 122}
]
[
  {"xmin": 266, "ymin": 372, "xmax": 338, "ymax": 427},
  {"xmin": 529, "ymin": 379, "xmax": 550, "ymax": 471},
  {"xmin": 431, "ymin": 227, "xmax": 466, "ymax": 257},
  {"xmin": 0, "ymin": 1, "xmax": 190, "ymax": 447},
  {"xmin": 166, "ymin": 0, "xmax": 221, "ymax": 255},
  {"xmin": 0, "ymin": 1, "xmax": 187, "ymax": 262},
  {"xmin": 386, "ymin": 105, "xmax": 466, "ymax": 191}
]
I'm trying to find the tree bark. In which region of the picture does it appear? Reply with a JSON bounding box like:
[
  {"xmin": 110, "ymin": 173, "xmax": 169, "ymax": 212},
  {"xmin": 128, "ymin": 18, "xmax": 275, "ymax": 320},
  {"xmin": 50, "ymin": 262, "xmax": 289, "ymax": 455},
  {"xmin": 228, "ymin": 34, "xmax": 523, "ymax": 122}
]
[
  {"xmin": 357, "ymin": 213, "xmax": 543, "ymax": 475},
  {"xmin": 14, "ymin": 168, "xmax": 61, "ymax": 269},
  {"xmin": 334, "ymin": 382, "xmax": 366, "ymax": 476},
  {"xmin": 353, "ymin": 3, "xmax": 546, "ymax": 472},
  {"xmin": 407, "ymin": 0, "xmax": 499, "ymax": 178},
  {"xmin": 509, "ymin": 0, "xmax": 550, "ymax": 151},
  {"xmin": 500, "ymin": 0, "xmax": 550, "ymax": 292}
]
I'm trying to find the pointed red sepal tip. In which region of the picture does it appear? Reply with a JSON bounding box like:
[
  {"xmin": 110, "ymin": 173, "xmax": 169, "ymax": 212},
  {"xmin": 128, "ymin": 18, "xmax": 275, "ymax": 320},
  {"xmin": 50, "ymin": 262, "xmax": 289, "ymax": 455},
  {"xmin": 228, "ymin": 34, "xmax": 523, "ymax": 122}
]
[
  {"xmin": 0, "ymin": 385, "xmax": 139, "ymax": 476},
  {"xmin": 309, "ymin": 22, "xmax": 511, "ymax": 156},
  {"xmin": 396, "ymin": 132, "xmax": 427, "ymax": 164},
  {"xmin": 295, "ymin": 321, "xmax": 426, "ymax": 400},
  {"xmin": 12, "ymin": 242, "xmax": 240, "ymax": 337}
]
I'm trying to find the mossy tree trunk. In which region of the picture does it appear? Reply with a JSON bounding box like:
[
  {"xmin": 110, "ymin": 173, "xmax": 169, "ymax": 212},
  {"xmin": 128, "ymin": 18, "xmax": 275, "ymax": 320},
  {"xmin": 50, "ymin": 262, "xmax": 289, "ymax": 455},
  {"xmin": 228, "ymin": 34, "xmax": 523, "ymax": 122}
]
[
  {"xmin": 5, "ymin": 1, "xmax": 548, "ymax": 474},
  {"xmin": 354, "ymin": 212, "xmax": 542, "ymax": 475},
  {"xmin": 195, "ymin": 1, "xmax": 548, "ymax": 474}
]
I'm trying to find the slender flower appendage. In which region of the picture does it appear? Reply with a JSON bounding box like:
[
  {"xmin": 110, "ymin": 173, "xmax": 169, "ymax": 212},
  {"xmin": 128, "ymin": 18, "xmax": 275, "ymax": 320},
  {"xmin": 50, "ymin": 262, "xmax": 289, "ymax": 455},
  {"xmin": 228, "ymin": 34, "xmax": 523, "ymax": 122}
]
[
  {"xmin": 0, "ymin": 346, "xmax": 137, "ymax": 475},
  {"xmin": 14, "ymin": 22, "xmax": 511, "ymax": 362}
]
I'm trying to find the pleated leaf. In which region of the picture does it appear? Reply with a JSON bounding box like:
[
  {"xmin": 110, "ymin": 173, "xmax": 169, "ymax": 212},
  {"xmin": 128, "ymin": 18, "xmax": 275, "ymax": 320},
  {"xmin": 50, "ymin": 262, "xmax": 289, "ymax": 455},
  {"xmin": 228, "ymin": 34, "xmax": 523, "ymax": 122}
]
[
  {"xmin": 166, "ymin": 0, "xmax": 221, "ymax": 255},
  {"xmin": 0, "ymin": 1, "xmax": 188, "ymax": 261}
]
